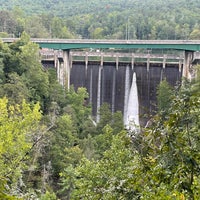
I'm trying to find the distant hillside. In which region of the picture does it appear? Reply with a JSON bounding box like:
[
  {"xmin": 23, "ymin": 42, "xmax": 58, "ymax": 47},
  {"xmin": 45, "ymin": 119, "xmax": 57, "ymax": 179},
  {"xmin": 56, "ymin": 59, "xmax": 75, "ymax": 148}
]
[
  {"xmin": 0, "ymin": 0, "xmax": 199, "ymax": 17},
  {"xmin": 1, "ymin": 0, "xmax": 128, "ymax": 16},
  {"xmin": 0, "ymin": 0, "xmax": 200, "ymax": 40}
]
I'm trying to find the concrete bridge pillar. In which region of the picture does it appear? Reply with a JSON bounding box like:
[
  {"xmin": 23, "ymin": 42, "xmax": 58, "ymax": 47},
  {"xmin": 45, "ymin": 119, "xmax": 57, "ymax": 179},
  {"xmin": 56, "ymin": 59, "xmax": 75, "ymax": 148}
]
[
  {"xmin": 183, "ymin": 51, "xmax": 194, "ymax": 79},
  {"xmin": 63, "ymin": 50, "xmax": 71, "ymax": 89},
  {"xmin": 56, "ymin": 58, "xmax": 62, "ymax": 85}
]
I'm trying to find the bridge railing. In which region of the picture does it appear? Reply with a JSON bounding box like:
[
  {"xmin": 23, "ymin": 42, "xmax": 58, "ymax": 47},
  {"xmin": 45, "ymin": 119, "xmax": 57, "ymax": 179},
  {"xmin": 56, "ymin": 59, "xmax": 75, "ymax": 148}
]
[{"xmin": 39, "ymin": 49, "xmax": 184, "ymax": 64}]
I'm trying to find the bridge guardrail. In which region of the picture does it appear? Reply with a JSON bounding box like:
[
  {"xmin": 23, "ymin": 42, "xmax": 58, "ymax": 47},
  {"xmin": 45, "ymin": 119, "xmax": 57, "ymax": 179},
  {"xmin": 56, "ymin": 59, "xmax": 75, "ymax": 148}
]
[{"xmin": 40, "ymin": 50, "xmax": 184, "ymax": 64}]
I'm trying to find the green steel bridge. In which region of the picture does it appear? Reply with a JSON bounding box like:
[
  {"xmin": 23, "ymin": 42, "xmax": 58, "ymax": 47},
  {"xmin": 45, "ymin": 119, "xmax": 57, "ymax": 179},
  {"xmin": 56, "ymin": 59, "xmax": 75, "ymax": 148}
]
[
  {"xmin": 2, "ymin": 38, "xmax": 200, "ymax": 51},
  {"xmin": 2, "ymin": 38, "xmax": 199, "ymax": 86}
]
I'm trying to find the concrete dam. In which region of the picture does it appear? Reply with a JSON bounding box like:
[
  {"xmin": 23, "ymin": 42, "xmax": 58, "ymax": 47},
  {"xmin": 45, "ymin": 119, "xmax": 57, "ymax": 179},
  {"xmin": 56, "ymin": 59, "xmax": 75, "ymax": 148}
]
[
  {"xmin": 42, "ymin": 50, "xmax": 183, "ymax": 127},
  {"xmin": 2, "ymin": 38, "xmax": 199, "ymax": 127}
]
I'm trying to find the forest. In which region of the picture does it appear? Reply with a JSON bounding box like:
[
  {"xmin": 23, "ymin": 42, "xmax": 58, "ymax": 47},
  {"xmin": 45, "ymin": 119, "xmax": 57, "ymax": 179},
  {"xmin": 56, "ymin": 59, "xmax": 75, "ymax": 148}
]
[
  {"xmin": 0, "ymin": 0, "xmax": 200, "ymax": 40},
  {"xmin": 0, "ymin": 0, "xmax": 200, "ymax": 199},
  {"xmin": 0, "ymin": 31, "xmax": 199, "ymax": 200}
]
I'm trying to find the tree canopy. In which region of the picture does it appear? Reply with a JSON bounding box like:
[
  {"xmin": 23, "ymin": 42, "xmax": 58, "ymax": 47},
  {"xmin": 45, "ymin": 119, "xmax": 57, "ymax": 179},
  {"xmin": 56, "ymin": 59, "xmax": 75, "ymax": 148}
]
[
  {"xmin": 0, "ymin": 1, "xmax": 200, "ymax": 197},
  {"xmin": 0, "ymin": 0, "xmax": 200, "ymax": 39}
]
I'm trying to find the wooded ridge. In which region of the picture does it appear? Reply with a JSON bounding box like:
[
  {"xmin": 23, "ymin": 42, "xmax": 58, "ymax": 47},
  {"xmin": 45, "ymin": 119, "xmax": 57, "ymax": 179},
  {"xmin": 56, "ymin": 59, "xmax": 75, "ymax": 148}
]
[{"xmin": 0, "ymin": 0, "xmax": 200, "ymax": 40}]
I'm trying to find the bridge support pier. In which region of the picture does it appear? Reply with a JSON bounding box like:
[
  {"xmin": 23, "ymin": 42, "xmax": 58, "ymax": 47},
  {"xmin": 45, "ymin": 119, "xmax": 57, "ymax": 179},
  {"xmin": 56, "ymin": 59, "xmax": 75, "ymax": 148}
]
[
  {"xmin": 63, "ymin": 50, "xmax": 71, "ymax": 89},
  {"xmin": 56, "ymin": 57, "xmax": 64, "ymax": 86},
  {"xmin": 183, "ymin": 51, "xmax": 194, "ymax": 79}
]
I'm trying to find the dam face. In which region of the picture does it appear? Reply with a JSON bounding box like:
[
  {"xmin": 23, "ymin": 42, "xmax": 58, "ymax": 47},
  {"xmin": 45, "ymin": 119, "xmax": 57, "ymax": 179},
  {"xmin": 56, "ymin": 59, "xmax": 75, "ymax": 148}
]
[
  {"xmin": 41, "ymin": 50, "xmax": 183, "ymax": 126},
  {"xmin": 70, "ymin": 61, "xmax": 182, "ymax": 126}
]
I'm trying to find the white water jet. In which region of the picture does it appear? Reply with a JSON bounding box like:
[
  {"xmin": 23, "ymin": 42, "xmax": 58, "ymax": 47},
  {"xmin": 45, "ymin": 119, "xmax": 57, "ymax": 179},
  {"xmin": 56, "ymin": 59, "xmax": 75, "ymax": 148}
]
[{"xmin": 125, "ymin": 72, "xmax": 140, "ymax": 133}]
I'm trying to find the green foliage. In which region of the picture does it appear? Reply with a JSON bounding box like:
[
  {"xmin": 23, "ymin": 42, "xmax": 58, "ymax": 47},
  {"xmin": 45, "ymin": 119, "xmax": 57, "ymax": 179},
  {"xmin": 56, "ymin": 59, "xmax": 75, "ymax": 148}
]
[
  {"xmin": 24, "ymin": 16, "xmax": 50, "ymax": 38},
  {"xmin": 0, "ymin": 0, "xmax": 200, "ymax": 39},
  {"xmin": 141, "ymin": 74, "xmax": 200, "ymax": 199},
  {"xmin": 58, "ymin": 67, "xmax": 200, "ymax": 200},
  {"xmin": 59, "ymin": 165, "xmax": 77, "ymax": 200},
  {"xmin": 0, "ymin": 10, "xmax": 17, "ymax": 35},
  {"xmin": 95, "ymin": 125, "xmax": 114, "ymax": 157},
  {"xmin": 49, "ymin": 114, "xmax": 77, "ymax": 176},
  {"xmin": 66, "ymin": 87, "xmax": 92, "ymax": 136},
  {"xmin": 40, "ymin": 191, "xmax": 57, "ymax": 200},
  {"xmin": 156, "ymin": 79, "xmax": 173, "ymax": 115},
  {"xmin": 97, "ymin": 103, "xmax": 124, "ymax": 134},
  {"xmin": 0, "ymin": 73, "xmax": 29, "ymax": 104},
  {"xmin": 189, "ymin": 28, "xmax": 200, "ymax": 39},
  {"xmin": 111, "ymin": 111, "xmax": 124, "ymax": 134},
  {"xmin": 72, "ymin": 131, "xmax": 138, "ymax": 199},
  {"xmin": 18, "ymin": 34, "xmax": 50, "ymax": 106},
  {"xmin": 96, "ymin": 103, "xmax": 112, "ymax": 132},
  {"xmin": 79, "ymin": 134, "xmax": 98, "ymax": 160},
  {"xmin": 91, "ymin": 27, "xmax": 105, "ymax": 39},
  {"xmin": 0, "ymin": 177, "xmax": 21, "ymax": 200},
  {"xmin": 0, "ymin": 32, "xmax": 9, "ymax": 38},
  {"xmin": 51, "ymin": 17, "xmax": 75, "ymax": 39},
  {"xmin": 46, "ymin": 68, "xmax": 66, "ymax": 113},
  {"xmin": 0, "ymin": 97, "xmax": 42, "ymax": 198},
  {"xmin": 0, "ymin": 32, "xmax": 50, "ymax": 109},
  {"xmin": 0, "ymin": 9, "xmax": 199, "ymax": 198}
]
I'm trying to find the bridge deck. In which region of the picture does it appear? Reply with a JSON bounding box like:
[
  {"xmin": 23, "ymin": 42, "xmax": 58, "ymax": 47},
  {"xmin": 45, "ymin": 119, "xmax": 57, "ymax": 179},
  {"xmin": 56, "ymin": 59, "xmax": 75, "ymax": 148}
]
[{"xmin": 2, "ymin": 38, "xmax": 200, "ymax": 51}]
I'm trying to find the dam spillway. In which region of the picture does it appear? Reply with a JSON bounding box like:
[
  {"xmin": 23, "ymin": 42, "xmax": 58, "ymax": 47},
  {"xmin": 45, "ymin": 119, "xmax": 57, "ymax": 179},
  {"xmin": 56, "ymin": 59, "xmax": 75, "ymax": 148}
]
[
  {"xmin": 41, "ymin": 50, "xmax": 183, "ymax": 126},
  {"xmin": 70, "ymin": 60, "xmax": 182, "ymax": 126}
]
